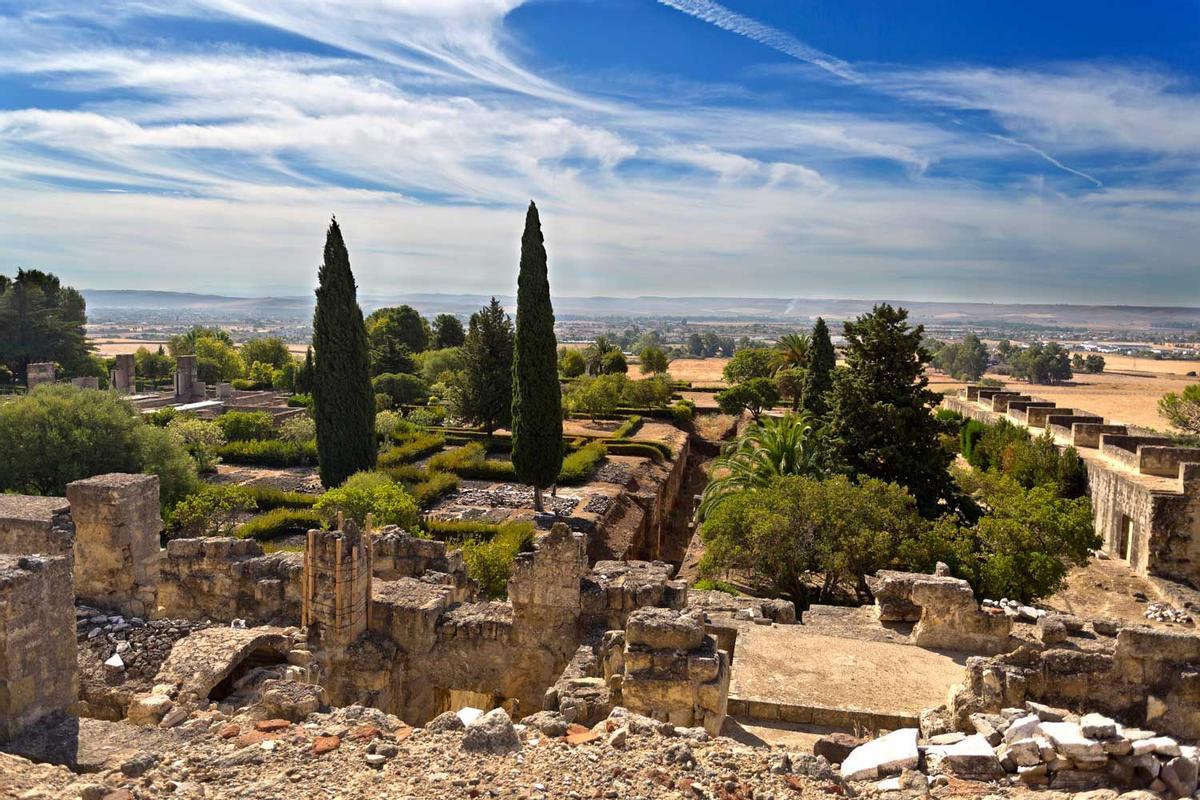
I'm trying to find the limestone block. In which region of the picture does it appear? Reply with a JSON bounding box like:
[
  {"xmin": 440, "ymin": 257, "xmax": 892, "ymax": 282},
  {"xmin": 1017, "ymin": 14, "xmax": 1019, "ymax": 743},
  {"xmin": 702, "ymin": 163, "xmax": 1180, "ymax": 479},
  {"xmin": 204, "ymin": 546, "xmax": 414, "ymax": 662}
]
[
  {"xmin": 0, "ymin": 495, "xmax": 73, "ymax": 557},
  {"xmin": 66, "ymin": 473, "xmax": 161, "ymax": 618},
  {"xmin": 1039, "ymin": 722, "xmax": 1104, "ymax": 760},
  {"xmin": 841, "ymin": 728, "xmax": 919, "ymax": 782},
  {"xmin": 927, "ymin": 733, "xmax": 1004, "ymax": 778},
  {"xmin": 0, "ymin": 554, "xmax": 77, "ymax": 742},
  {"xmin": 625, "ymin": 607, "xmax": 705, "ymax": 650}
]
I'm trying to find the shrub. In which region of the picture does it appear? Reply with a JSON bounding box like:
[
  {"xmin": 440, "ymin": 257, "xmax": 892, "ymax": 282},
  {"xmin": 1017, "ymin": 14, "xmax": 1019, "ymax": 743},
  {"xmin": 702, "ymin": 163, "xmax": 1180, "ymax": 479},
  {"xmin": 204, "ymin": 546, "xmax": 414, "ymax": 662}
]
[
  {"xmin": 606, "ymin": 441, "xmax": 668, "ymax": 461},
  {"xmin": 217, "ymin": 439, "xmax": 318, "ymax": 467},
  {"xmin": 378, "ymin": 433, "xmax": 445, "ymax": 466},
  {"xmin": 237, "ymin": 508, "xmax": 325, "ymax": 540},
  {"xmin": 287, "ymin": 393, "xmax": 313, "ymax": 408},
  {"xmin": 611, "ymin": 415, "xmax": 643, "ymax": 438},
  {"xmin": 670, "ymin": 398, "xmax": 696, "ymax": 425},
  {"xmin": 314, "ymin": 470, "xmax": 419, "ymax": 528},
  {"xmin": 381, "ymin": 463, "xmax": 429, "ymax": 483},
  {"xmin": 135, "ymin": 425, "xmax": 201, "ymax": 508},
  {"xmin": 458, "ymin": 521, "xmax": 536, "ymax": 598},
  {"xmin": 278, "ymin": 415, "xmax": 316, "ymax": 445},
  {"xmin": 231, "ymin": 378, "xmax": 271, "ymax": 391},
  {"xmin": 622, "ymin": 377, "xmax": 672, "ymax": 408},
  {"xmin": 693, "ymin": 578, "xmax": 739, "ymax": 595},
  {"xmin": 960, "ymin": 419, "xmax": 987, "ymax": 462},
  {"xmin": 373, "ymin": 373, "xmax": 429, "ymax": 407},
  {"xmin": 374, "ymin": 410, "xmax": 406, "ymax": 440},
  {"xmin": 407, "ymin": 406, "xmax": 446, "ymax": 427},
  {"xmin": 167, "ymin": 416, "xmax": 226, "ymax": 472},
  {"xmin": 558, "ymin": 442, "xmax": 607, "ymax": 485},
  {"xmin": 145, "ymin": 406, "xmax": 179, "ymax": 427},
  {"xmin": 565, "ymin": 374, "xmax": 626, "ymax": 419},
  {"xmin": 216, "ymin": 410, "xmax": 276, "ymax": 442},
  {"xmin": 167, "ymin": 484, "xmax": 253, "ymax": 539},
  {"xmin": 410, "ymin": 471, "xmax": 459, "ymax": 507},
  {"xmin": 428, "ymin": 442, "xmax": 487, "ymax": 472}
]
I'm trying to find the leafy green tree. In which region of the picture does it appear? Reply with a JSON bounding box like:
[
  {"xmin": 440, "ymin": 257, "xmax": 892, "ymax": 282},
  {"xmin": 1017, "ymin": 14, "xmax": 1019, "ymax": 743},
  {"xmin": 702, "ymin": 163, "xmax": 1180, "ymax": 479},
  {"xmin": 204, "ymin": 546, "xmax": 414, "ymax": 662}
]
[
  {"xmin": 800, "ymin": 317, "xmax": 835, "ymax": 418},
  {"xmin": 194, "ymin": 336, "xmax": 244, "ymax": 382},
  {"xmin": 699, "ymin": 414, "xmax": 821, "ymax": 517},
  {"xmin": 511, "ymin": 202, "xmax": 563, "ymax": 511},
  {"xmin": 1010, "ymin": 342, "xmax": 1073, "ymax": 384},
  {"xmin": 599, "ymin": 350, "xmax": 627, "ymax": 375},
  {"xmin": 1083, "ymin": 354, "xmax": 1105, "ymax": 374},
  {"xmin": 312, "ymin": 218, "xmax": 377, "ymax": 488},
  {"xmin": 716, "ymin": 377, "xmax": 779, "ymax": 420},
  {"xmin": 622, "ymin": 375, "xmax": 672, "ymax": 408},
  {"xmin": 558, "ymin": 347, "xmax": 586, "ymax": 378},
  {"xmin": 134, "ymin": 346, "xmax": 173, "ymax": 383},
  {"xmin": 825, "ymin": 304, "xmax": 954, "ymax": 517},
  {"xmin": 416, "ymin": 347, "xmax": 465, "ymax": 386},
  {"xmin": 451, "ymin": 298, "xmax": 514, "ymax": 435},
  {"xmin": 775, "ymin": 367, "xmax": 806, "ymax": 411},
  {"xmin": 723, "ymin": 347, "xmax": 778, "ymax": 383},
  {"xmin": 701, "ymin": 474, "xmax": 926, "ymax": 607},
  {"xmin": 216, "ymin": 410, "xmax": 275, "ymax": 442},
  {"xmin": 372, "ymin": 373, "xmax": 429, "ymax": 407},
  {"xmin": 638, "ymin": 345, "xmax": 670, "ymax": 375},
  {"xmin": 167, "ymin": 416, "xmax": 226, "ymax": 473},
  {"xmin": 583, "ymin": 335, "xmax": 621, "ymax": 375},
  {"xmin": 240, "ymin": 337, "xmax": 291, "ymax": 370},
  {"xmin": 366, "ymin": 306, "xmax": 425, "ymax": 375},
  {"xmin": 0, "ymin": 270, "xmax": 92, "ymax": 381},
  {"xmin": 431, "ymin": 314, "xmax": 466, "ymax": 349},
  {"xmin": 934, "ymin": 333, "xmax": 989, "ymax": 381},
  {"xmin": 565, "ymin": 374, "xmax": 625, "ymax": 419},
  {"xmin": 0, "ymin": 384, "xmax": 197, "ymax": 505},
  {"xmin": 687, "ymin": 333, "xmax": 704, "ymax": 357},
  {"xmin": 1160, "ymin": 384, "xmax": 1200, "ymax": 434},
  {"xmin": 168, "ymin": 326, "xmax": 233, "ymax": 356}
]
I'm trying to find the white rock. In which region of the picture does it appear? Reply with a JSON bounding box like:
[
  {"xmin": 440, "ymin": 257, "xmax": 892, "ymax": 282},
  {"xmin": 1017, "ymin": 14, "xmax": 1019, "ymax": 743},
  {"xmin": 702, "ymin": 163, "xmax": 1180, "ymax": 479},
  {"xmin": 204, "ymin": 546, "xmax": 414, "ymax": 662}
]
[
  {"xmin": 104, "ymin": 653, "xmax": 125, "ymax": 670},
  {"xmin": 1038, "ymin": 722, "xmax": 1104, "ymax": 760},
  {"xmin": 932, "ymin": 734, "xmax": 1003, "ymax": 777},
  {"xmin": 1080, "ymin": 713, "xmax": 1118, "ymax": 740},
  {"xmin": 1003, "ymin": 714, "xmax": 1041, "ymax": 744},
  {"xmin": 456, "ymin": 707, "xmax": 485, "ymax": 726},
  {"xmin": 841, "ymin": 728, "xmax": 919, "ymax": 782},
  {"xmin": 1007, "ymin": 738, "xmax": 1043, "ymax": 768},
  {"xmin": 1148, "ymin": 736, "xmax": 1181, "ymax": 758}
]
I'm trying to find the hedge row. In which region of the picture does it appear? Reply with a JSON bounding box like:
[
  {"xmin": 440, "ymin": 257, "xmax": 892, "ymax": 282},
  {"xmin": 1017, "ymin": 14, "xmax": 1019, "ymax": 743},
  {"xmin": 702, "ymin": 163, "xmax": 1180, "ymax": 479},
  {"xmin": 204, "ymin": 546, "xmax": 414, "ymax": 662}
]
[
  {"xmin": 236, "ymin": 508, "xmax": 324, "ymax": 540},
  {"xmin": 607, "ymin": 441, "xmax": 669, "ymax": 462},
  {"xmin": 558, "ymin": 442, "xmax": 607, "ymax": 485},
  {"xmin": 230, "ymin": 485, "xmax": 317, "ymax": 510},
  {"xmin": 217, "ymin": 439, "xmax": 318, "ymax": 467},
  {"xmin": 611, "ymin": 415, "xmax": 643, "ymax": 438},
  {"xmin": 410, "ymin": 471, "xmax": 460, "ymax": 506},
  {"xmin": 378, "ymin": 433, "xmax": 445, "ymax": 467}
]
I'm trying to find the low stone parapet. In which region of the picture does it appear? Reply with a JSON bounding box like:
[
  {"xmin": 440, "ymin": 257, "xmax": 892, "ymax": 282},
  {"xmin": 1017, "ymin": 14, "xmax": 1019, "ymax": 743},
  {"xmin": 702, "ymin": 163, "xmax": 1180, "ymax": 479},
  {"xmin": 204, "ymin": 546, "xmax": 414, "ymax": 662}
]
[
  {"xmin": 157, "ymin": 537, "xmax": 301, "ymax": 624},
  {"xmin": 0, "ymin": 495, "xmax": 73, "ymax": 557}
]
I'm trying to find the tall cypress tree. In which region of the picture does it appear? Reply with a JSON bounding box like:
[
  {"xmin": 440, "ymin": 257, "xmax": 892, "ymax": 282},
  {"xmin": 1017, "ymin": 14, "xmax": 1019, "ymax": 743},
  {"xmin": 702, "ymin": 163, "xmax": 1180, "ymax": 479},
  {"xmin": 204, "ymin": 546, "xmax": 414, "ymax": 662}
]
[
  {"xmin": 801, "ymin": 316, "xmax": 835, "ymax": 418},
  {"xmin": 312, "ymin": 218, "xmax": 376, "ymax": 488},
  {"xmin": 511, "ymin": 201, "xmax": 562, "ymax": 512},
  {"xmin": 460, "ymin": 298, "xmax": 514, "ymax": 435}
]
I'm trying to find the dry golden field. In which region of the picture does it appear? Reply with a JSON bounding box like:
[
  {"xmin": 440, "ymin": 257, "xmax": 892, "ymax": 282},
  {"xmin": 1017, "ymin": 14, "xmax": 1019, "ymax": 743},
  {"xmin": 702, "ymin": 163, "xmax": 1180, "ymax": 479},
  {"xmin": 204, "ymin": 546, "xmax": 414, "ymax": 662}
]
[{"xmin": 668, "ymin": 357, "xmax": 730, "ymax": 387}]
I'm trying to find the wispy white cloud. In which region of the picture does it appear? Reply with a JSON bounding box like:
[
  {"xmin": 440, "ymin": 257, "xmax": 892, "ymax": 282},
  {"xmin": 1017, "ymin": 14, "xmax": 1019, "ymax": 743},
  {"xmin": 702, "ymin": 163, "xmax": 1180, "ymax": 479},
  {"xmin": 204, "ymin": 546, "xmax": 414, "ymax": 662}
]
[
  {"xmin": 656, "ymin": 0, "xmax": 859, "ymax": 83},
  {"xmin": 988, "ymin": 134, "xmax": 1102, "ymax": 187}
]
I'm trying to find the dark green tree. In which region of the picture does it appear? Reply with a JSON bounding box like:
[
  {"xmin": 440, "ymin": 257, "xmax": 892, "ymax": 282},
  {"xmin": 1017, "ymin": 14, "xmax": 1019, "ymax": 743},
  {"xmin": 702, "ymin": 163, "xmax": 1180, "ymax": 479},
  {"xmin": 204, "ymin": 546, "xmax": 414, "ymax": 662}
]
[
  {"xmin": 312, "ymin": 218, "xmax": 377, "ymax": 488},
  {"xmin": 825, "ymin": 304, "xmax": 954, "ymax": 517},
  {"xmin": 455, "ymin": 298, "xmax": 514, "ymax": 434},
  {"xmin": 800, "ymin": 317, "xmax": 835, "ymax": 418},
  {"xmin": 366, "ymin": 305, "xmax": 427, "ymax": 374},
  {"xmin": 431, "ymin": 314, "xmax": 466, "ymax": 349},
  {"xmin": 511, "ymin": 202, "xmax": 563, "ymax": 512},
  {"xmin": 295, "ymin": 347, "xmax": 315, "ymax": 394},
  {"xmin": 0, "ymin": 269, "xmax": 92, "ymax": 381}
]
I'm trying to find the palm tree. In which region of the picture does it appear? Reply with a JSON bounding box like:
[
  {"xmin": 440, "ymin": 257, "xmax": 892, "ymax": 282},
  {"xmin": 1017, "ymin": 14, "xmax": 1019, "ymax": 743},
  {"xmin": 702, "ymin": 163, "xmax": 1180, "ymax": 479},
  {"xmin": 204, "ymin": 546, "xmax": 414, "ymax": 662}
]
[
  {"xmin": 583, "ymin": 335, "xmax": 621, "ymax": 375},
  {"xmin": 698, "ymin": 413, "xmax": 820, "ymax": 518},
  {"xmin": 775, "ymin": 333, "xmax": 811, "ymax": 372}
]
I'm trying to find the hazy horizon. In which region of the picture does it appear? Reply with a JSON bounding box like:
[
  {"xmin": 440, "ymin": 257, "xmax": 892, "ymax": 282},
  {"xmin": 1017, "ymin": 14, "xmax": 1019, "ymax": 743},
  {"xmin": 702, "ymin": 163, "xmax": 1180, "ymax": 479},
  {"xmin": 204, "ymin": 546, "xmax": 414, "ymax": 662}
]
[{"xmin": 3, "ymin": 2, "xmax": 1199, "ymax": 305}]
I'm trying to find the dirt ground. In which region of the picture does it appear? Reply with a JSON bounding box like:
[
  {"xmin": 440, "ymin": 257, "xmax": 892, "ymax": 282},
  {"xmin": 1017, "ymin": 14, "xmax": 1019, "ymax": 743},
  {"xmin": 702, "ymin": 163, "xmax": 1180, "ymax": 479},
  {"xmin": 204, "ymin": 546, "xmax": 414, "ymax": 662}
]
[
  {"xmin": 669, "ymin": 358, "xmax": 730, "ymax": 387},
  {"xmin": 728, "ymin": 624, "xmax": 966, "ymax": 720},
  {"xmin": 1043, "ymin": 557, "xmax": 1194, "ymax": 630}
]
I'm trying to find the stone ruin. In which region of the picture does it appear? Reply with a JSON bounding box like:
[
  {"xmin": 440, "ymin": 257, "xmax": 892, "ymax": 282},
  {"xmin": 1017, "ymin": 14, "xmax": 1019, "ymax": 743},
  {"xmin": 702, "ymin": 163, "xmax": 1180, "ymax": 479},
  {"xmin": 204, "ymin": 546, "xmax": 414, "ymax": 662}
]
[
  {"xmin": 870, "ymin": 568, "xmax": 1013, "ymax": 655},
  {"xmin": 24, "ymin": 362, "xmax": 55, "ymax": 389},
  {"xmin": 0, "ymin": 473, "xmax": 733, "ymax": 750}
]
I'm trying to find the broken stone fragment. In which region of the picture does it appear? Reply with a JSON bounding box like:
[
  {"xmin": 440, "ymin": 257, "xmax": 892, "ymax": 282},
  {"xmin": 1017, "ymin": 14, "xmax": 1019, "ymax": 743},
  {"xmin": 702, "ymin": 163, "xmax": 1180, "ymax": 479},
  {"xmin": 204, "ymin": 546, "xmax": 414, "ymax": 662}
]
[
  {"xmin": 1081, "ymin": 712, "xmax": 1119, "ymax": 740},
  {"xmin": 928, "ymin": 733, "xmax": 1004, "ymax": 779},
  {"xmin": 1161, "ymin": 756, "xmax": 1199, "ymax": 798},
  {"xmin": 462, "ymin": 708, "xmax": 521, "ymax": 754},
  {"xmin": 812, "ymin": 732, "xmax": 863, "ymax": 765},
  {"xmin": 840, "ymin": 728, "xmax": 919, "ymax": 782},
  {"xmin": 1039, "ymin": 722, "xmax": 1104, "ymax": 760}
]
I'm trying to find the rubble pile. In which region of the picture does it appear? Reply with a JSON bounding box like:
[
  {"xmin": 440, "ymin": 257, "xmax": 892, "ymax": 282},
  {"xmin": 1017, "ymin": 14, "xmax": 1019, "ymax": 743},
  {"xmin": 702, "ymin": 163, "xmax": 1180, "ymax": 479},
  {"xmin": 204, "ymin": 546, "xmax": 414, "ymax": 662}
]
[
  {"xmin": 76, "ymin": 604, "xmax": 213, "ymax": 681},
  {"xmin": 1145, "ymin": 602, "xmax": 1193, "ymax": 625}
]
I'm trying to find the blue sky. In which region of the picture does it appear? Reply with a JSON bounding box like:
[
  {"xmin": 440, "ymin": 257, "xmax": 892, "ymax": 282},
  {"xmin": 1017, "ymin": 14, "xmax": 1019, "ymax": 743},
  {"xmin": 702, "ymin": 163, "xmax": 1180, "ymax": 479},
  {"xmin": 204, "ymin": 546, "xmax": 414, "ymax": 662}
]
[{"xmin": 0, "ymin": 0, "xmax": 1198, "ymax": 304}]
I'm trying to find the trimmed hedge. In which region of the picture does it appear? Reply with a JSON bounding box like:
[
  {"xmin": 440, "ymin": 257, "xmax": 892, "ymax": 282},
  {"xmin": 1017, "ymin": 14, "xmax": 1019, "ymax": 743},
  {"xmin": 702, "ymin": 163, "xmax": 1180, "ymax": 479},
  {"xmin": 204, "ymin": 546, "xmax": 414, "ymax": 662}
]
[
  {"xmin": 609, "ymin": 437, "xmax": 672, "ymax": 459},
  {"xmin": 611, "ymin": 415, "xmax": 643, "ymax": 438},
  {"xmin": 231, "ymin": 485, "xmax": 318, "ymax": 510},
  {"xmin": 558, "ymin": 441, "xmax": 607, "ymax": 485},
  {"xmin": 378, "ymin": 433, "xmax": 445, "ymax": 467},
  {"xmin": 606, "ymin": 441, "xmax": 669, "ymax": 462},
  {"xmin": 218, "ymin": 439, "xmax": 318, "ymax": 467},
  {"xmin": 411, "ymin": 471, "xmax": 459, "ymax": 507},
  {"xmin": 236, "ymin": 508, "xmax": 324, "ymax": 540},
  {"xmin": 381, "ymin": 463, "xmax": 429, "ymax": 483}
]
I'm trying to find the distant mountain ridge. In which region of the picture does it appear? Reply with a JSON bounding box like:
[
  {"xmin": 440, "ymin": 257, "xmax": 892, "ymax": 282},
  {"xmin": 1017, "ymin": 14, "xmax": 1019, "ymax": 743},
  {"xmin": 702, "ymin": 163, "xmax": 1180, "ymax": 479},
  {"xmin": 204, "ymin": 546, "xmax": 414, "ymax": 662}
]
[{"xmin": 82, "ymin": 289, "xmax": 1200, "ymax": 329}]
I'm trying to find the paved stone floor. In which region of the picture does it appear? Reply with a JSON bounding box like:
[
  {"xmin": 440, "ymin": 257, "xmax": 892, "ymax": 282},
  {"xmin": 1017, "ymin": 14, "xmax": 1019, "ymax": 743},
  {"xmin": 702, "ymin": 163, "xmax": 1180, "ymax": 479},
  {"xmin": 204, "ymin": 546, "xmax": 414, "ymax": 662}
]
[{"xmin": 727, "ymin": 623, "xmax": 968, "ymax": 729}]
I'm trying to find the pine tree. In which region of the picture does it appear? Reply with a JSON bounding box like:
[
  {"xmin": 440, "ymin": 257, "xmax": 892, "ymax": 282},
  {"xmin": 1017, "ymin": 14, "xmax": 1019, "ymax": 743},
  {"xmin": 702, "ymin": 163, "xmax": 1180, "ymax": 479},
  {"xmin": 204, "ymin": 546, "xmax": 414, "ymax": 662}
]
[
  {"xmin": 824, "ymin": 304, "xmax": 954, "ymax": 517},
  {"xmin": 511, "ymin": 201, "xmax": 562, "ymax": 512},
  {"xmin": 801, "ymin": 317, "xmax": 835, "ymax": 418},
  {"xmin": 296, "ymin": 347, "xmax": 315, "ymax": 394},
  {"xmin": 459, "ymin": 298, "xmax": 513, "ymax": 435},
  {"xmin": 312, "ymin": 218, "xmax": 376, "ymax": 488}
]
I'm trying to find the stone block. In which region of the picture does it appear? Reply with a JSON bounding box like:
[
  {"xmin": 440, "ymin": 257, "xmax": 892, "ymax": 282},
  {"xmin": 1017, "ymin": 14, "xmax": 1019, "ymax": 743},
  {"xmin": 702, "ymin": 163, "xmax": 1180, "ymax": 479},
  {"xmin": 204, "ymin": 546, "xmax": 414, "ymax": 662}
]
[
  {"xmin": 928, "ymin": 733, "xmax": 1004, "ymax": 778},
  {"xmin": 625, "ymin": 607, "xmax": 705, "ymax": 651},
  {"xmin": 0, "ymin": 494, "xmax": 73, "ymax": 557},
  {"xmin": 841, "ymin": 728, "xmax": 919, "ymax": 782},
  {"xmin": 1039, "ymin": 721, "xmax": 1104, "ymax": 760}
]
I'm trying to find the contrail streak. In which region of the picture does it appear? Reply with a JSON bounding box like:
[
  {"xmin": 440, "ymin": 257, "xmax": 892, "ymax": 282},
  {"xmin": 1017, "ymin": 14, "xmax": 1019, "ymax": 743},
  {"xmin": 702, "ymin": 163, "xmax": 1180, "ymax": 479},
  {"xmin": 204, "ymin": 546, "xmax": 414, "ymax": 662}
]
[
  {"xmin": 989, "ymin": 134, "xmax": 1103, "ymax": 187},
  {"xmin": 656, "ymin": 0, "xmax": 860, "ymax": 83}
]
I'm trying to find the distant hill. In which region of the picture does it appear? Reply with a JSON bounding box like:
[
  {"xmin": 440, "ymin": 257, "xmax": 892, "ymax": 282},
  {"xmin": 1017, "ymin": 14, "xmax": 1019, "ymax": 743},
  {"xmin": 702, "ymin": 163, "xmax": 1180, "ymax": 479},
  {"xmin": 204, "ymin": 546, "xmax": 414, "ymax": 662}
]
[{"xmin": 82, "ymin": 289, "xmax": 1200, "ymax": 330}]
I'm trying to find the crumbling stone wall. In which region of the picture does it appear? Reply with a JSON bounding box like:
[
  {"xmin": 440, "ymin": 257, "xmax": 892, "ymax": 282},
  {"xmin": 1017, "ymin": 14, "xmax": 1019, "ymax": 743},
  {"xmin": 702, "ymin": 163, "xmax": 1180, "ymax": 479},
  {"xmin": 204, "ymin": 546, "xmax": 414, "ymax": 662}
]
[
  {"xmin": 303, "ymin": 524, "xmax": 372, "ymax": 651},
  {"xmin": 0, "ymin": 555, "xmax": 76, "ymax": 741},
  {"xmin": 945, "ymin": 627, "xmax": 1200, "ymax": 740},
  {"xmin": 157, "ymin": 537, "xmax": 302, "ymax": 624},
  {"xmin": 24, "ymin": 362, "xmax": 55, "ymax": 389},
  {"xmin": 371, "ymin": 529, "xmax": 470, "ymax": 601},
  {"xmin": 66, "ymin": 473, "xmax": 161, "ymax": 618},
  {"xmin": 869, "ymin": 569, "xmax": 1012, "ymax": 655},
  {"xmin": 581, "ymin": 559, "xmax": 688, "ymax": 630},
  {"xmin": 0, "ymin": 495, "xmax": 73, "ymax": 557}
]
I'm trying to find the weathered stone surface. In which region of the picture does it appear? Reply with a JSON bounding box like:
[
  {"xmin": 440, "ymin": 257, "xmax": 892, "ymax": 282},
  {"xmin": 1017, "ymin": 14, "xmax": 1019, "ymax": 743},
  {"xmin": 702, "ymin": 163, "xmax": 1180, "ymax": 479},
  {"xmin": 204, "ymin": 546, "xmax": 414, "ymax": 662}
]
[
  {"xmin": 462, "ymin": 708, "xmax": 521, "ymax": 753},
  {"xmin": 149, "ymin": 626, "xmax": 291, "ymax": 706},
  {"xmin": 0, "ymin": 494, "xmax": 73, "ymax": 556},
  {"xmin": 1040, "ymin": 722, "xmax": 1104, "ymax": 760},
  {"xmin": 813, "ymin": 732, "xmax": 863, "ymax": 764},
  {"xmin": 425, "ymin": 711, "xmax": 466, "ymax": 733},
  {"xmin": 1161, "ymin": 756, "xmax": 1198, "ymax": 798},
  {"xmin": 624, "ymin": 606, "xmax": 705, "ymax": 651},
  {"xmin": 927, "ymin": 733, "xmax": 1004, "ymax": 778},
  {"xmin": 258, "ymin": 679, "xmax": 324, "ymax": 721},
  {"xmin": 841, "ymin": 728, "xmax": 919, "ymax": 782},
  {"xmin": 1082, "ymin": 712, "xmax": 1120, "ymax": 740},
  {"xmin": 158, "ymin": 537, "xmax": 301, "ymax": 624}
]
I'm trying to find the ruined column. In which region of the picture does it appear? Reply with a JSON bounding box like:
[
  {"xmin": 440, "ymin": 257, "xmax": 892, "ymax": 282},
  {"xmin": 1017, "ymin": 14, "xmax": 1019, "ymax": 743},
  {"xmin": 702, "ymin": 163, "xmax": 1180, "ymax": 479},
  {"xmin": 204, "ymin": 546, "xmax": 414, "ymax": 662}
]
[
  {"xmin": 508, "ymin": 522, "xmax": 588, "ymax": 630},
  {"xmin": 0, "ymin": 554, "xmax": 77, "ymax": 742},
  {"xmin": 65, "ymin": 473, "xmax": 161, "ymax": 618},
  {"xmin": 112, "ymin": 353, "xmax": 135, "ymax": 394},
  {"xmin": 174, "ymin": 355, "xmax": 201, "ymax": 401},
  {"xmin": 24, "ymin": 362, "xmax": 55, "ymax": 389},
  {"xmin": 302, "ymin": 521, "xmax": 371, "ymax": 650}
]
